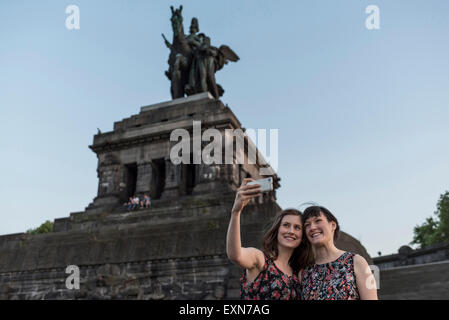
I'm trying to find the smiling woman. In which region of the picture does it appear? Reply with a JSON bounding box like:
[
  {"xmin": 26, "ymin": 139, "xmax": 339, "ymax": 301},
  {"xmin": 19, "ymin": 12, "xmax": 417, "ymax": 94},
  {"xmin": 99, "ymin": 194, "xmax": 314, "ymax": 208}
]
[{"xmin": 300, "ymin": 206, "xmax": 378, "ymax": 300}]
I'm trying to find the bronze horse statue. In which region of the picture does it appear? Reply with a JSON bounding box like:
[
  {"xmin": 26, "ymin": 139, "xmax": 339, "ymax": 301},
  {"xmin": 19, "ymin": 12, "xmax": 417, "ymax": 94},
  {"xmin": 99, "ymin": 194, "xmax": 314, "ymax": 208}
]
[
  {"xmin": 163, "ymin": 6, "xmax": 239, "ymax": 100},
  {"xmin": 163, "ymin": 6, "xmax": 193, "ymax": 99}
]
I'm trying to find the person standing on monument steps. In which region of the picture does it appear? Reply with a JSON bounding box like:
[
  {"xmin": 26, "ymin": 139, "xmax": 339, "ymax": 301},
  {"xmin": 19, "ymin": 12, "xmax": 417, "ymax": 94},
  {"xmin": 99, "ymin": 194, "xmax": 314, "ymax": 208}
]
[
  {"xmin": 299, "ymin": 205, "xmax": 378, "ymax": 300},
  {"xmin": 226, "ymin": 178, "xmax": 313, "ymax": 300}
]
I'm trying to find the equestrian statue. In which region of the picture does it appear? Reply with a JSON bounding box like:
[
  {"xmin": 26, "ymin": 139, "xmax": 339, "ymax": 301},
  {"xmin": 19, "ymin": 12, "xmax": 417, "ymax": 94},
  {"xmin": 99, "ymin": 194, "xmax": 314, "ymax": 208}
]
[{"xmin": 162, "ymin": 6, "xmax": 239, "ymax": 100}]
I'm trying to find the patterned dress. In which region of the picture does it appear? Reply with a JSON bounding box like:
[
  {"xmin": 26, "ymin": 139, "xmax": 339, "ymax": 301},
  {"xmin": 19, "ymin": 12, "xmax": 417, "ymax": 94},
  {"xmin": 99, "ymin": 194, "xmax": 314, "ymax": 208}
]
[
  {"xmin": 240, "ymin": 255, "xmax": 300, "ymax": 300},
  {"xmin": 300, "ymin": 251, "xmax": 360, "ymax": 300}
]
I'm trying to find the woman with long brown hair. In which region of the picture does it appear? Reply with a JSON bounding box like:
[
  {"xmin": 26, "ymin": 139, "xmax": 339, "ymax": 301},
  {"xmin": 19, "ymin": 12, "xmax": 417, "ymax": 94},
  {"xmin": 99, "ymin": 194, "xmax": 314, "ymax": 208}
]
[{"xmin": 226, "ymin": 179, "xmax": 313, "ymax": 300}]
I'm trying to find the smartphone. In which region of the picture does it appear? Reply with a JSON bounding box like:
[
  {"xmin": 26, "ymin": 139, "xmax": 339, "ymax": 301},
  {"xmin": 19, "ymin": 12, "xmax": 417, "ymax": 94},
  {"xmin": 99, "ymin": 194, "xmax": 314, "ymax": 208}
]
[{"xmin": 247, "ymin": 177, "xmax": 273, "ymax": 193}]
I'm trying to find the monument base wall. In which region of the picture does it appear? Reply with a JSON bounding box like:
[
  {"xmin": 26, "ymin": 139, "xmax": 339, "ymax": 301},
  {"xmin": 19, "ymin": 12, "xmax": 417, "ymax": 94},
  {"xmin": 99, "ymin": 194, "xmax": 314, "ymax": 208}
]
[{"xmin": 378, "ymin": 261, "xmax": 449, "ymax": 299}]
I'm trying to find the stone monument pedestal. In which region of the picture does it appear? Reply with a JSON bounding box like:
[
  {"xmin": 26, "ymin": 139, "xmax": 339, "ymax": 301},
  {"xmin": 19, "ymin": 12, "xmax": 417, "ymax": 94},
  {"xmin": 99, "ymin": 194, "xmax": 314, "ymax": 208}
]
[{"xmin": 0, "ymin": 93, "xmax": 371, "ymax": 300}]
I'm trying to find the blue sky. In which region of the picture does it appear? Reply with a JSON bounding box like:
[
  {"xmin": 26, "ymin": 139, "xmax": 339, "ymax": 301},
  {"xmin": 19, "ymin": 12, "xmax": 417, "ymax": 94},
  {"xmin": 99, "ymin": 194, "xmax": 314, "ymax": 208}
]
[{"xmin": 1, "ymin": 0, "xmax": 448, "ymax": 257}]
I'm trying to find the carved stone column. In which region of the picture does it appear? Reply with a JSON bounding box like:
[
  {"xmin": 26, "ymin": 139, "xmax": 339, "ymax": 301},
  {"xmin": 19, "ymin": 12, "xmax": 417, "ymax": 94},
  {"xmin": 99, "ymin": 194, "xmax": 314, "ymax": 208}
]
[
  {"xmin": 88, "ymin": 153, "xmax": 122, "ymax": 209},
  {"xmin": 160, "ymin": 158, "xmax": 181, "ymax": 199},
  {"xmin": 135, "ymin": 162, "xmax": 153, "ymax": 196},
  {"xmin": 97, "ymin": 164, "xmax": 121, "ymax": 196}
]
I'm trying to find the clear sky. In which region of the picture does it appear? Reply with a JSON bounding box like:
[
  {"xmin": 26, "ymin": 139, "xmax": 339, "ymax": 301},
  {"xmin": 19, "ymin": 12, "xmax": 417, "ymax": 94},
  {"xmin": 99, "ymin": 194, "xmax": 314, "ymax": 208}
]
[{"xmin": 1, "ymin": 0, "xmax": 448, "ymax": 258}]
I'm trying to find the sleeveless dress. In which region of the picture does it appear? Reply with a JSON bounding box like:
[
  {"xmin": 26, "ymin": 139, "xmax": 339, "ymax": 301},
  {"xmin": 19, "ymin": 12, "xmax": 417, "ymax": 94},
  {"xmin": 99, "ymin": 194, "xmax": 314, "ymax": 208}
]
[
  {"xmin": 240, "ymin": 255, "xmax": 300, "ymax": 300},
  {"xmin": 300, "ymin": 251, "xmax": 360, "ymax": 300}
]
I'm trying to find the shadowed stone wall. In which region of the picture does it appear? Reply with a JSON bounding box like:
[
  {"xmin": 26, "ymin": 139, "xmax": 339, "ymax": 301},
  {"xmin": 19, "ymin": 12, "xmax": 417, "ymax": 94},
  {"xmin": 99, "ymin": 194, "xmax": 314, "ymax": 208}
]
[
  {"xmin": 377, "ymin": 261, "xmax": 449, "ymax": 299},
  {"xmin": 373, "ymin": 241, "xmax": 449, "ymax": 299},
  {"xmin": 0, "ymin": 196, "xmax": 280, "ymax": 300}
]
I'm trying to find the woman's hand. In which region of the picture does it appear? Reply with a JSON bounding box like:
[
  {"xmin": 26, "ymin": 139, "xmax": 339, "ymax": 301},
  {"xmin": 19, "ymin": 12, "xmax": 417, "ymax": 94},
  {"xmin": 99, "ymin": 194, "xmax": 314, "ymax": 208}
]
[{"xmin": 231, "ymin": 178, "xmax": 262, "ymax": 214}]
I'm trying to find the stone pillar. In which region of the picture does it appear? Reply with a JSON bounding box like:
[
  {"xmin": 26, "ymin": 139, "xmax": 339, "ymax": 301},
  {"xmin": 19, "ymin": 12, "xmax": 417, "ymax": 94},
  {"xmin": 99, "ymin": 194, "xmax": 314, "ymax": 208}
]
[
  {"xmin": 97, "ymin": 164, "xmax": 121, "ymax": 196},
  {"xmin": 160, "ymin": 158, "xmax": 181, "ymax": 199},
  {"xmin": 88, "ymin": 153, "xmax": 122, "ymax": 209},
  {"xmin": 135, "ymin": 162, "xmax": 153, "ymax": 195}
]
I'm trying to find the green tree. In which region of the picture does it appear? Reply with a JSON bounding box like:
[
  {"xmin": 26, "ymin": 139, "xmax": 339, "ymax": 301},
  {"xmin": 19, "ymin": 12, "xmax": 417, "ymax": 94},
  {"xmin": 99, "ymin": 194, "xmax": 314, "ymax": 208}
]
[
  {"xmin": 27, "ymin": 220, "xmax": 54, "ymax": 235},
  {"xmin": 411, "ymin": 191, "xmax": 449, "ymax": 248}
]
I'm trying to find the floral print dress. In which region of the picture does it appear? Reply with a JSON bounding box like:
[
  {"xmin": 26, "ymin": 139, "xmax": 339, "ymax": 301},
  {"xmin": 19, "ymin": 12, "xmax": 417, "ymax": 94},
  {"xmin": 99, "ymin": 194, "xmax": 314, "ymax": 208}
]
[
  {"xmin": 240, "ymin": 256, "xmax": 300, "ymax": 300},
  {"xmin": 300, "ymin": 251, "xmax": 360, "ymax": 300}
]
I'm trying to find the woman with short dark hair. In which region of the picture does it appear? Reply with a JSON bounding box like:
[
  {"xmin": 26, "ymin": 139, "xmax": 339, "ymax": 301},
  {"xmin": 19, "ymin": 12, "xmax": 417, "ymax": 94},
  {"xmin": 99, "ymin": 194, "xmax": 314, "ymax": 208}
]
[
  {"xmin": 226, "ymin": 179, "xmax": 313, "ymax": 300},
  {"xmin": 300, "ymin": 206, "xmax": 378, "ymax": 300}
]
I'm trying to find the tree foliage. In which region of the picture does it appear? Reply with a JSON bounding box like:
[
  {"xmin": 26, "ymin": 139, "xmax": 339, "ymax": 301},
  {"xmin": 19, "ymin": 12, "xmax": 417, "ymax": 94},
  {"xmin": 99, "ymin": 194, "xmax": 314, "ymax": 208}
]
[
  {"xmin": 27, "ymin": 220, "xmax": 54, "ymax": 235},
  {"xmin": 411, "ymin": 191, "xmax": 449, "ymax": 248}
]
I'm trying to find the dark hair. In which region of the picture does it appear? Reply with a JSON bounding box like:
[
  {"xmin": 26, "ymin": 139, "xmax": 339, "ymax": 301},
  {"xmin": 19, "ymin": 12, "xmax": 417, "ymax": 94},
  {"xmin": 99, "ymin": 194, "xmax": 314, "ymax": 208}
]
[
  {"xmin": 262, "ymin": 209, "xmax": 314, "ymax": 273},
  {"xmin": 302, "ymin": 206, "xmax": 340, "ymax": 242}
]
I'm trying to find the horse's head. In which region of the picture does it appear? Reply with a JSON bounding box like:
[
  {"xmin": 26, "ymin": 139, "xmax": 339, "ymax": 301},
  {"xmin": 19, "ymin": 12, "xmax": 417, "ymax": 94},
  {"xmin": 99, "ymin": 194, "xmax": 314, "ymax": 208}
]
[{"xmin": 170, "ymin": 5, "xmax": 184, "ymax": 37}]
